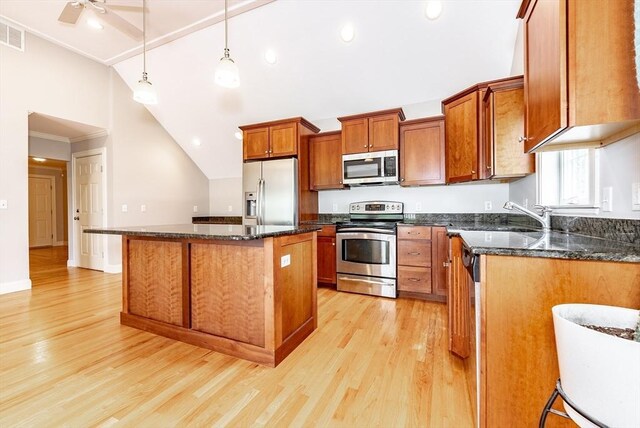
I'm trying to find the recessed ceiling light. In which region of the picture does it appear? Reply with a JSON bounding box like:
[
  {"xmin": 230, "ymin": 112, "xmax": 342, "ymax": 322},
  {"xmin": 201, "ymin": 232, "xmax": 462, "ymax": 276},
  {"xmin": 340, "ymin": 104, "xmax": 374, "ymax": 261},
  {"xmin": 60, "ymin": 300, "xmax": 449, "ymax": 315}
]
[
  {"xmin": 234, "ymin": 131, "xmax": 243, "ymax": 140},
  {"xmin": 425, "ymin": 1, "xmax": 443, "ymax": 20},
  {"xmin": 87, "ymin": 19, "xmax": 104, "ymax": 30},
  {"xmin": 340, "ymin": 23, "xmax": 355, "ymax": 43},
  {"xmin": 192, "ymin": 138, "xmax": 202, "ymax": 146},
  {"xmin": 33, "ymin": 157, "xmax": 46, "ymax": 162},
  {"xmin": 264, "ymin": 49, "xmax": 277, "ymax": 65}
]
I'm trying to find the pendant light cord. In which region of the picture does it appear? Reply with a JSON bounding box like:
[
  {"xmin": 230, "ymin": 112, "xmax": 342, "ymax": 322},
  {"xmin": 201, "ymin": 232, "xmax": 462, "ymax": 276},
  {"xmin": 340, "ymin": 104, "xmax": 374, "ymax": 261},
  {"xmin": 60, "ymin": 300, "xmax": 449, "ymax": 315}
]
[
  {"xmin": 142, "ymin": 0, "xmax": 147, "ymax": 75},
  {"xmin": 224, "ymin": 0, "xmax": 229, "ymax": 57}
]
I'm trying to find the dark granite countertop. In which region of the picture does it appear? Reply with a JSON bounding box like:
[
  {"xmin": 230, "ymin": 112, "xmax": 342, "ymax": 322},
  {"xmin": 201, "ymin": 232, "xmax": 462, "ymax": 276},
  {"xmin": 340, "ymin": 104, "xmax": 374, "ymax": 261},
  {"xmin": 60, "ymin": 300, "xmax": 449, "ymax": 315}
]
[
  {"xmin": 85, "ymin": 224, "xmax": 321, "ymax": 241},
  {"xmin": 451, "ymin": 229, "xmax": 640, "ymax": 263}
]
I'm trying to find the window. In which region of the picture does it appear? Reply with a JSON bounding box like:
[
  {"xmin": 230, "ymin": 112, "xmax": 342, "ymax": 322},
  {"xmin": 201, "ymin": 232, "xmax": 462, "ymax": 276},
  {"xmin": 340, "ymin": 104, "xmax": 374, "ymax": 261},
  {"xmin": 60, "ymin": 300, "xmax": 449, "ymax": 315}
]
[{"xmin": 537, "ymin": 148, "xmax": 599, "ymax": 208}]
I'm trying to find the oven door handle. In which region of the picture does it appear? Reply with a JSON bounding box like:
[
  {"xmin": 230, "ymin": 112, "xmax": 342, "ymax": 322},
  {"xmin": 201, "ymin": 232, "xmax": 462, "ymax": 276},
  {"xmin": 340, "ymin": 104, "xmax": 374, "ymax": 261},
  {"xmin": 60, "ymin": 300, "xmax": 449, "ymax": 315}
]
[
  {"xmin": 337, "ymin": 228, "xmax": 396, "ymax": 235},
  {"xmin": 338, "ymin": 276, "xmax": 394, "ymax": 285}
]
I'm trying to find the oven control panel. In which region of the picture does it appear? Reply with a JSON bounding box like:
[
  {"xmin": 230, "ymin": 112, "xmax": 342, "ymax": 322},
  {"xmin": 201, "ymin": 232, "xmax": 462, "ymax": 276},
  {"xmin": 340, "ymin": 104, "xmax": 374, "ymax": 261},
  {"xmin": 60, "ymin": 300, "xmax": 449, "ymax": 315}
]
[{"xmin": 349, "ymin": 201, "xmax": 404, "ymax": 214}]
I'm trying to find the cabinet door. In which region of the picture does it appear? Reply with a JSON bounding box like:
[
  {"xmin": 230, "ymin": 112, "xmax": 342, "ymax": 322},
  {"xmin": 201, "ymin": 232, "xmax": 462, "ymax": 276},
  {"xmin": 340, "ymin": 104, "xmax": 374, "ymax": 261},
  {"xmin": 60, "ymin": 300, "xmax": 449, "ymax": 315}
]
[
  {"xmin": 269, "ymin": 122, "xmax": 298, "ymax": 157},
  {"xmin": 432, "ymin": 227, "xmax": 448, "ymax": 297},
  {"xmin": 317, "ymin": 236, "xmax": 336, "ymax": 284},
  {"xmin": 341, "ymin": 118, "xmax": 369, "ymax": 155},
  {"xmin": 400, "ymin": 119, "xmax": 445, "ymax": 186},
  {"xmin": 523, "ymin": 0, "xmax": 566, "ymax": 152},
  {"xmin": 368, "ymin": 113, "xmax": 399, "ymax": 151},
  {"xmin": 310, "ymin": 133, "xmax": 344, "ymax": 190},
  {"xmin": 244, "ymin": 127, "xmax": 270, "ymax": 160},
  {"xmin": 444, "ymin": 91, "xmax": 479, "ymax": 183},
  {"xmin": 448, "ymin": 236, "xmax": 471, "ymax": 358},
  {"xmin": 492, "ymin": 88, "xmax": 534, "ymax": 177}
]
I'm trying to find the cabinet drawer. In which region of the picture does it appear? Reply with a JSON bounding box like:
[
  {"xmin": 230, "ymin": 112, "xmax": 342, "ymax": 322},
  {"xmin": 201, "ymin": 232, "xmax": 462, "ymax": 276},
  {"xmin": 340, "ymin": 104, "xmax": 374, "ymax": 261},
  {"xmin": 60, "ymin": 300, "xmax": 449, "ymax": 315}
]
[
  {"xmin": 318, "ymin": 225, "xmax": 336, "ymax": 237},
  {"xmin": 398, "ymin": 240, "xmax": 431, "ymax": 267},
  {"xmin": 398, "ymin": 266, "xmax": 432, "ymax": 293},
  {"xmin": 398, "ymin": 226, "xmax": 432, "ymax": 240}
]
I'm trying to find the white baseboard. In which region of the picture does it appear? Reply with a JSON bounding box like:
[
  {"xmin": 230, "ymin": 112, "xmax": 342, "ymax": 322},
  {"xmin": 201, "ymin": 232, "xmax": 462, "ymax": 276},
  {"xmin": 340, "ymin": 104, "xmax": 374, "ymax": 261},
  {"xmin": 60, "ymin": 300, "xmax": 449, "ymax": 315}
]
[
  {"xmin": 54, "ymin": 241, "xmax": 68, "ymax": 246},
  {"xmin": 67, "ymin": 259, "xmax": 77, "ymax": 267},
  {"xmin": 0, "ymin": 279, "xmax": 32, "ymax": 295},
  {"xmin": 104, "ymin": 263, "xmax": 122, "ymax": 274}
]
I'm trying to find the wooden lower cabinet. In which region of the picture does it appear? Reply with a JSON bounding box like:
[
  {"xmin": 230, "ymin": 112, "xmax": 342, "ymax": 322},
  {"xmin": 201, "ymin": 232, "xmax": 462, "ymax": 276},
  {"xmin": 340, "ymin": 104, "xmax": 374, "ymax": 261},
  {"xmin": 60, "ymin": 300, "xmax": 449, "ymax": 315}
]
[
  {"xmin": 397, "ymin": 225, "xmax": 447, "ymax": 301},
  {"xmin": 447, "ymin": 236, "xmax": 471, "ymax": 358},
  {"xmin": 121, "ymin": 233, "xmax": 318, "ymax": 367},
  {"xmin": 316, "ymin": 225, "xmax": 336, "ymax": 285}
]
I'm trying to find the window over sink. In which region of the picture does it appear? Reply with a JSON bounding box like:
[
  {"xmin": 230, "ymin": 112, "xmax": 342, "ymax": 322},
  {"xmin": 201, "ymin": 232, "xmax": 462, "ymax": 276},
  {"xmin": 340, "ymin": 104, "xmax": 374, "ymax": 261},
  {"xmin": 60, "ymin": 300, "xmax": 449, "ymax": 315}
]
[{"xmin": 537, "ymin": 148, "xmax": 599, "ymax": 209}]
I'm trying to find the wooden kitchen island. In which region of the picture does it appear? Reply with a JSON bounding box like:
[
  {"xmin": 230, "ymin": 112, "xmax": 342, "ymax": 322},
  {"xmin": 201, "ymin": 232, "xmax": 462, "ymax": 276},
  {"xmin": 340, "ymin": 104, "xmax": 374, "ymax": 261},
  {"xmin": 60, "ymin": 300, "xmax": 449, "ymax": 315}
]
[{"xmin": 87, "ymin": 224, "xmax": 320, "ymax": 367}]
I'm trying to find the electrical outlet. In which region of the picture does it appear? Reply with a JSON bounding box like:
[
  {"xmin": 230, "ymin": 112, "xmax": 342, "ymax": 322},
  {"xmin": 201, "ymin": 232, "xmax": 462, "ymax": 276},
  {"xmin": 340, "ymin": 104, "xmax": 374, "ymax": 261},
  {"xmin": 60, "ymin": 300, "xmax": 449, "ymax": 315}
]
[
  {"xmin": 121, "ymin": 204, "xmax": 128, "ymax": 213},
  {"xmin": 332, "ymin": 203, "xmax": 338, "ymax": 212},
  {"xmin": 415, "ymin": 202, "xmax": 422, "ymax": 211},
  {"xmin": 601, "ymin": 187, "xmax": 613, "ymax": 212},
  {"xmin": 140, "ymin": 204, "xmax": 146, "ymax": 213},
  {"xmin": 280, "ymin": 254, "xmax": 291, "ymax": 267},
  {"xmin": 484, "ymin": 232, "xmax": 492, "ymax": 242},
  {"xmin": 0, "ymin": 199, "xmax": 7, "ymax": 209},
  {"xmin": 193, "ymin": 205, "xmax": 198, "ymax": 213},
  {"xmin": 523, "ymin": 198, "xmax": 529, "ymax": 209},
  {"xmin": 633, "ymin": 182, "xmax": 640, "ymax": 211},
  {"xmin": 484, "ymin": 201, "xmax": 492, "ymax": 211},
  {"xmin": 227, "ymin": 205, "xmax": 233, "ymax": 212}
]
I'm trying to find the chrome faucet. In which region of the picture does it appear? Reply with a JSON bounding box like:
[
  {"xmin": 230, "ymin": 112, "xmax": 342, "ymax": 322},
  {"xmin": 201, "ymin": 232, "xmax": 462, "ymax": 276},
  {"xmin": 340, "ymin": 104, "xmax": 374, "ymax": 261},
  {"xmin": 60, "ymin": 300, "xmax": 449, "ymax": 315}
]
[{"xmin": 503, "ymin": 201, "xmax": 552, "ymax": 232}]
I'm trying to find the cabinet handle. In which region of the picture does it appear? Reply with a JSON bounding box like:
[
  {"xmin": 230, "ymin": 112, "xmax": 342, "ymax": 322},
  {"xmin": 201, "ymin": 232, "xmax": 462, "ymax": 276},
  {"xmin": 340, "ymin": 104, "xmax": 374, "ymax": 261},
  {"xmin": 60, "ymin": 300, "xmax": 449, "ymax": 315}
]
[
  {"xmin": 518, "ymin": 136, "xmax": 528, "ymax": 143},
  {"xmin": 407, "ymin": 232, "xmax": 420, "ymax": 235},
  {"xmin": 471, "ymin": 170, "xmax": 476, "ymax": 174},
  {"xmin": 443, "ymin": 261, "xmax": 450, "ymax": 267},
  {"xmin": 408, "ymin": 252, "xmax": 421, "ymax": 256},
  {"xmin": 486, "ymin": 165, "xmax": 492, "ymax": 169},
  {"xmin": 408, "ymin": 278, "xmax": 421, "ymax": 282}
]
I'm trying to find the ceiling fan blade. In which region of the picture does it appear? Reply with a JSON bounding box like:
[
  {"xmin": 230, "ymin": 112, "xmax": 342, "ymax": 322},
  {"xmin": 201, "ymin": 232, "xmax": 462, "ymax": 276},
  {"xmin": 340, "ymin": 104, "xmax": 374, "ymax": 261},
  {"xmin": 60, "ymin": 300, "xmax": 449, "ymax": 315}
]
[
  {"xmin": 58, "ymin": 2, "xmax": 83, "ymax": 24},
  {"xmin": 98, "ymin": 8, "xmax": 143, "ymax": 40},
  {"xmin": 104, "ymin": 0, "xmax": 143, "ymax": 9}
]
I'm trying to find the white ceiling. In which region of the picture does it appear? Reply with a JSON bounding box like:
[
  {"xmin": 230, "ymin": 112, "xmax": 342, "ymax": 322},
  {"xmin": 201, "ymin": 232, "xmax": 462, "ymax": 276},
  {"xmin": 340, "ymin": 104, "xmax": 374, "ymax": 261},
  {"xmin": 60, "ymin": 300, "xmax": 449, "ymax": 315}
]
[
  {"xmin": 0, "ymin": 0, "xmax": 273, "ymax": 64},
  {"xmin": 29, "ymin": 112, "xmax": 107, "ymax": 142},
  {"xmin": 115, "ymin": 0, "xmax": 522, "ymax": 180}
]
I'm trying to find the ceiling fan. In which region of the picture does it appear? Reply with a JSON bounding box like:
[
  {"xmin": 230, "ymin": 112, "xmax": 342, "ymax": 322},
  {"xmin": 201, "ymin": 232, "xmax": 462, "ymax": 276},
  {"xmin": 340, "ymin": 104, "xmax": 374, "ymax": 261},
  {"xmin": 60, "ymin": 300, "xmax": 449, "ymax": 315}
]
[{"xmin": 58, "ymin": 0, "xmax": 143, "ymax": 40}]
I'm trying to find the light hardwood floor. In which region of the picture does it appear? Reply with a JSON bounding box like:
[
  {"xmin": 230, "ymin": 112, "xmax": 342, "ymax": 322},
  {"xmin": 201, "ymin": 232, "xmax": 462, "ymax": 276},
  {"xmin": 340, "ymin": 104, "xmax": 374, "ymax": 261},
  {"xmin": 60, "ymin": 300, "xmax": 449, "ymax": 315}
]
[{"xmin": 0, "ymin": 247, "xmax": 473, "ymax": 427}]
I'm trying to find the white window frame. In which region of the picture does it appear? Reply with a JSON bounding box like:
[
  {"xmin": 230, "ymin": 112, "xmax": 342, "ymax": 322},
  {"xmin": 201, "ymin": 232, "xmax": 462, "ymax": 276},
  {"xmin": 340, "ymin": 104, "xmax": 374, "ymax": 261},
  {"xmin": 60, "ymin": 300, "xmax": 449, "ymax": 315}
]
[{"xmin": 536, "ymin": 148, "xmax": 600, "ymax": 215}]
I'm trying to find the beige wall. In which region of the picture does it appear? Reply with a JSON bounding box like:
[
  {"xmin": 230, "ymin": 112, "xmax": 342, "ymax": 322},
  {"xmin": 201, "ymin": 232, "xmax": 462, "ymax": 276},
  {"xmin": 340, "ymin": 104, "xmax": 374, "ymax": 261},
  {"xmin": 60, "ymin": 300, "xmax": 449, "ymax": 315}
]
[
  {"xmin": 0, "ymin": 33, "xmax": 209, "ymax": 293},
  {"xmin": 209, "ymin": 177, "xmax": 243, "ymax": 216}
]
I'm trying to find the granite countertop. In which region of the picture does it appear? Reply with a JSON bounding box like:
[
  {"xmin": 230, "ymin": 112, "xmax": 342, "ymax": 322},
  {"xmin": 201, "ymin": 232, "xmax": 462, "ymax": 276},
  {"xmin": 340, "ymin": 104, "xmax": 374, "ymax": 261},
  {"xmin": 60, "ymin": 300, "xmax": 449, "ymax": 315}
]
[
  {"xmin": 451, "ymin": 229, "xmax": 640, "ymax": 263},
  {"xmin": 85, "ymin": 224, "xmax": 321, "ymax": 241}
]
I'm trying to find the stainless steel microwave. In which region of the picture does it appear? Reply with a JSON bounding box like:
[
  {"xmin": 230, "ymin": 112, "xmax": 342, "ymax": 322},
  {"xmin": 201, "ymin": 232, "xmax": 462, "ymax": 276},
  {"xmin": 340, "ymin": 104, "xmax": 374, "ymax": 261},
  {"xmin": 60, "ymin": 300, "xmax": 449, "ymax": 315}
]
[{"xmin": 342, "ymin": 150, "xmax": 398, "ymax": 185}]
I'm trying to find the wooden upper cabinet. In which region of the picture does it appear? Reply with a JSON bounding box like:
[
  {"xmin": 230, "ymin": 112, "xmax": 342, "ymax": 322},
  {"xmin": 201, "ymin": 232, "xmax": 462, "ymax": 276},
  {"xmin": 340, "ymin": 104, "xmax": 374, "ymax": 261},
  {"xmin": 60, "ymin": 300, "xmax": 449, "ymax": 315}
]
[
  {"xmin": 338, "ymin": 108, "xmax": 405, "ymax": 155},
  {"xmin": 240, "ymin": 117, "xmax": 320, "ymax": 162},
  {"xmin": 443, "ymin": 91, "xmax": 479, "ymax": 183},
  {"xmin": 482, "ymin": 78, "xmax": 535, "ymax": 179},
  {"xmin": 310, "ymin": 131, "xmax": 344, "ymax": 190},
  {"xmin": 341, "ymin": 118, "xmax": 369, "ymax": 154},
  {"xmin": 243, "ymin": 128, "xmax": 270, "ymax": 160},
  {"xmin": 518, "ymin": 0, "xmax": 640, "ymax": 152},
  {"xmin": 400, "ymin": 116, "xmax": 445, "ymax": 186}
]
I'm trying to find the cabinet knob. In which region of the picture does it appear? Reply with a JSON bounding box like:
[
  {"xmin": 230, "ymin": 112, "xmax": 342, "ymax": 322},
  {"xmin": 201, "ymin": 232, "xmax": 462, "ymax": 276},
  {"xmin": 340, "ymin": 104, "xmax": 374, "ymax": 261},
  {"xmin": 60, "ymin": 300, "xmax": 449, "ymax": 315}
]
[
  {"xmin": 332, "ymin": 243, "xmax": 335, "ymax": 246},
  {"xmin": 443, "ymin": 261, "xmax": 451, "ymax": 267},
  {"xmin": 368, "ymin": 144, "xmax": 372, "ymax": 148},
  {"xmin": 363, "ymin": 145, "xmax": 368, "ymax": 148},
  {"xmin": 471, "ymin": 170, "xmax": 476, "ymax": 174},
  {"xmin": 265, "ymin": 151, "xmax": 269, "ymax": 154},
  {"xmin": 486, "ymin": 165, "xmax": 492, "ymax": 169},
  {"xmin": 518, "ymin": 136, "xmax": 528, "ymax": 143},
  {"xmin": 401, "ymin": 178, "xmax": 405, "ymax": 182},
  {"xmin": 339, "ymin": 180, "xmax": 343, "ymax": 184}
]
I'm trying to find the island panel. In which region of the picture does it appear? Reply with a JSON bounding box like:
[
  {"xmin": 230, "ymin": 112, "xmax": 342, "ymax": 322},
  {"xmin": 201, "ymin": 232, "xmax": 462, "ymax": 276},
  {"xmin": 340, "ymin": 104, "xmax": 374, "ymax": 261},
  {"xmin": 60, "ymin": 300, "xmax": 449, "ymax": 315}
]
[
  {"xmin": 191, "ymin": 240, "xmax": 266, "ymax": 347},
  {"xmin": 127, "ymin": 239, "xmax": 184, "ymax": 326}
]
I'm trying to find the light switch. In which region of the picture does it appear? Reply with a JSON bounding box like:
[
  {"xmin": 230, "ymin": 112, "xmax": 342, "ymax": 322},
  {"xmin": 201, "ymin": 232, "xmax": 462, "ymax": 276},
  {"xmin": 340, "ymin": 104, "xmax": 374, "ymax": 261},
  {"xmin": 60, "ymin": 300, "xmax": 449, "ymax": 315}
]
[
  {"xmin": 633, "ymin": 183, "xmax": 640, "ymax": 211},
  {"xmin": 121, "ymin": 204, "xmax": 128, "ymax": 213},
  {"xmin": 193, "ymin": 205, "xmax": 198, "ymax": 213},
  {"xmin": 227, "ymin": 205, "xmax": 233, "ymax": 212},
  {"xmin": 332, "ymin": 203, "xmax": 338, "ymax": 212},
  {"xmin": 140, "ymin": 204, "xmax": 146, "ymax": 213},
  {"xmin": 0, "ymin": 199, "xmax": 7, "ymax": 209},
  {"xmin": 484, "ymin": 201, "xmax": 492, "ymax": 211},
  {"xmin": 601, "ymin": 187, "xmax": 613, "ymax": 212}
]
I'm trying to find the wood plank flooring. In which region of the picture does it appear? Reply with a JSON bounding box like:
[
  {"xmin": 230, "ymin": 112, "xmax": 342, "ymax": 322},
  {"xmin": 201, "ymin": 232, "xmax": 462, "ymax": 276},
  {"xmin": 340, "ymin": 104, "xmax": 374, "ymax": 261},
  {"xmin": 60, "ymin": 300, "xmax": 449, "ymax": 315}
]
[{"xmin": 0, "ymin": 247, "xmax": 473, "ymax": 427}]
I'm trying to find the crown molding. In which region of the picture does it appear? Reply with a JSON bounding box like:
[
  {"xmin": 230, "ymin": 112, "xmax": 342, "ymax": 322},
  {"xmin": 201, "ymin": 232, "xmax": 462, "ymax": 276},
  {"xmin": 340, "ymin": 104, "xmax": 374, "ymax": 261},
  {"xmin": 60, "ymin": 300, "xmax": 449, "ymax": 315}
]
[
  {"xmin": 28, "ymin": 131, "xmax": 70, "ymax": 143},
  {"xmin": 69, "ymin": 129, "xmax": 109, "ymax": 143}
]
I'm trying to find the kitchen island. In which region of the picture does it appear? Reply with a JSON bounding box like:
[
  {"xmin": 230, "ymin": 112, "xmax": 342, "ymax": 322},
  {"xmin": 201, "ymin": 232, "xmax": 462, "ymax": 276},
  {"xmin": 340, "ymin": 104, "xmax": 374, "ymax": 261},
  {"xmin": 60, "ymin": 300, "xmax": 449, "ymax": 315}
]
[{"xmin": 86, "ymin": 224, "xmax": 321, "ymax": 367}]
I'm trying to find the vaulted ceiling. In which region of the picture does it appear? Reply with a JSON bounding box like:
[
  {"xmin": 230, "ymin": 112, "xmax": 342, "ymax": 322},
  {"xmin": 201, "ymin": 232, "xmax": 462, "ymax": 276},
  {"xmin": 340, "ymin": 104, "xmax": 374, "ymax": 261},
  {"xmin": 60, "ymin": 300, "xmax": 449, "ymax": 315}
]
[{"xmin": 2, "ymin": 1, "xmax": 523, "ymax": 180}]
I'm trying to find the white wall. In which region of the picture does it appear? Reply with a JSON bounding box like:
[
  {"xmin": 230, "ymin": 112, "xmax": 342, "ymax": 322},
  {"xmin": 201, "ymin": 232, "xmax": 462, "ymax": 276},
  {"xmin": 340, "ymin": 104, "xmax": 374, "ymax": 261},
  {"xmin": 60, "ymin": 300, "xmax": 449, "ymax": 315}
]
[
  {"xmin": 29, "ymin": 136, "xmax": 71, "ymax": 161},
  {"xmin": 209, "ymin": 177, "xmax": 243, "ymax": 216},
  {"xmin": 0, "ymin": 33, "xmax": 209, "ymax": 293},
  {"xmin": 509, "ymin": 132, "xmax": 640, "ymax": 219}
]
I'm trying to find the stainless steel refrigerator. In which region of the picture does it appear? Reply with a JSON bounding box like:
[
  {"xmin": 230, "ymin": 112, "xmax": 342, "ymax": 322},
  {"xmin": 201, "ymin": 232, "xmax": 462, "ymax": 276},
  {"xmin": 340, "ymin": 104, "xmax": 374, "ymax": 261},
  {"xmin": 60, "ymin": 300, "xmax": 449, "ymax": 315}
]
[{"xmin": 243, "ymin": 158, "xmax": 298, "ymax": 225}]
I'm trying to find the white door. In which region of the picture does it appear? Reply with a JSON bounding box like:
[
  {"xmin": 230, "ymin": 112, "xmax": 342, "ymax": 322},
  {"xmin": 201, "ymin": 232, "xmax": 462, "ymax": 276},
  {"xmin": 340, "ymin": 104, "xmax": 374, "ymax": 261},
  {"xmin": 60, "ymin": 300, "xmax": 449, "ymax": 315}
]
[
  {"xmin": 28, "ymin": 176, "xmax": 53, "ymax": 247},
  {"xmin": 75, "ymin": 154, "xmax": 103, "ymax": 270}
]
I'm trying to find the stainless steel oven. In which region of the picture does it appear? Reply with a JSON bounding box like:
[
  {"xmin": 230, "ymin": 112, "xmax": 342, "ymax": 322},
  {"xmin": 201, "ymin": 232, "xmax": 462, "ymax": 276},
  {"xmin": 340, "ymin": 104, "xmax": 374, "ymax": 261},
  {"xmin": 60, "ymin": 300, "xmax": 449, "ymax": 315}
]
[{"xmin": 336, "ymin": 201, "xmax": 403, "ymax": 299}]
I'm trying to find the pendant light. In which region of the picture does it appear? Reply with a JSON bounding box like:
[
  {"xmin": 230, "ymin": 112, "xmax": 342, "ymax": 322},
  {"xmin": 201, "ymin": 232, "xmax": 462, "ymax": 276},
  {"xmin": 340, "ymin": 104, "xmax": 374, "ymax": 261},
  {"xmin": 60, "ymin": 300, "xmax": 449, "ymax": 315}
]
[
  {"xmin": 133, "ymin": 0, "xmax": 158, "ymax": 105},
  {"xmin": 214, "ymin": 0, "xmax": 240, "ymax": 88}
]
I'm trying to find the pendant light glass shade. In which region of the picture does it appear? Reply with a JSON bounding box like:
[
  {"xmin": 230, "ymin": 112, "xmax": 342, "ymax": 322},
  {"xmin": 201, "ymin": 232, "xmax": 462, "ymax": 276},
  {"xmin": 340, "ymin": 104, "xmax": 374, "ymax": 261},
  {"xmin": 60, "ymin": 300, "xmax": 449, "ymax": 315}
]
[
  {"xmin": 133, "ymin": 0, "xmax": 157, "ymax": 104},
  {"xmin": 133, "ymin": 72, "xmax": 158, "ymax": 105},
  {"xmin": 215, "ymin": 0, "xmax": 239, "ymax": 88}
]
